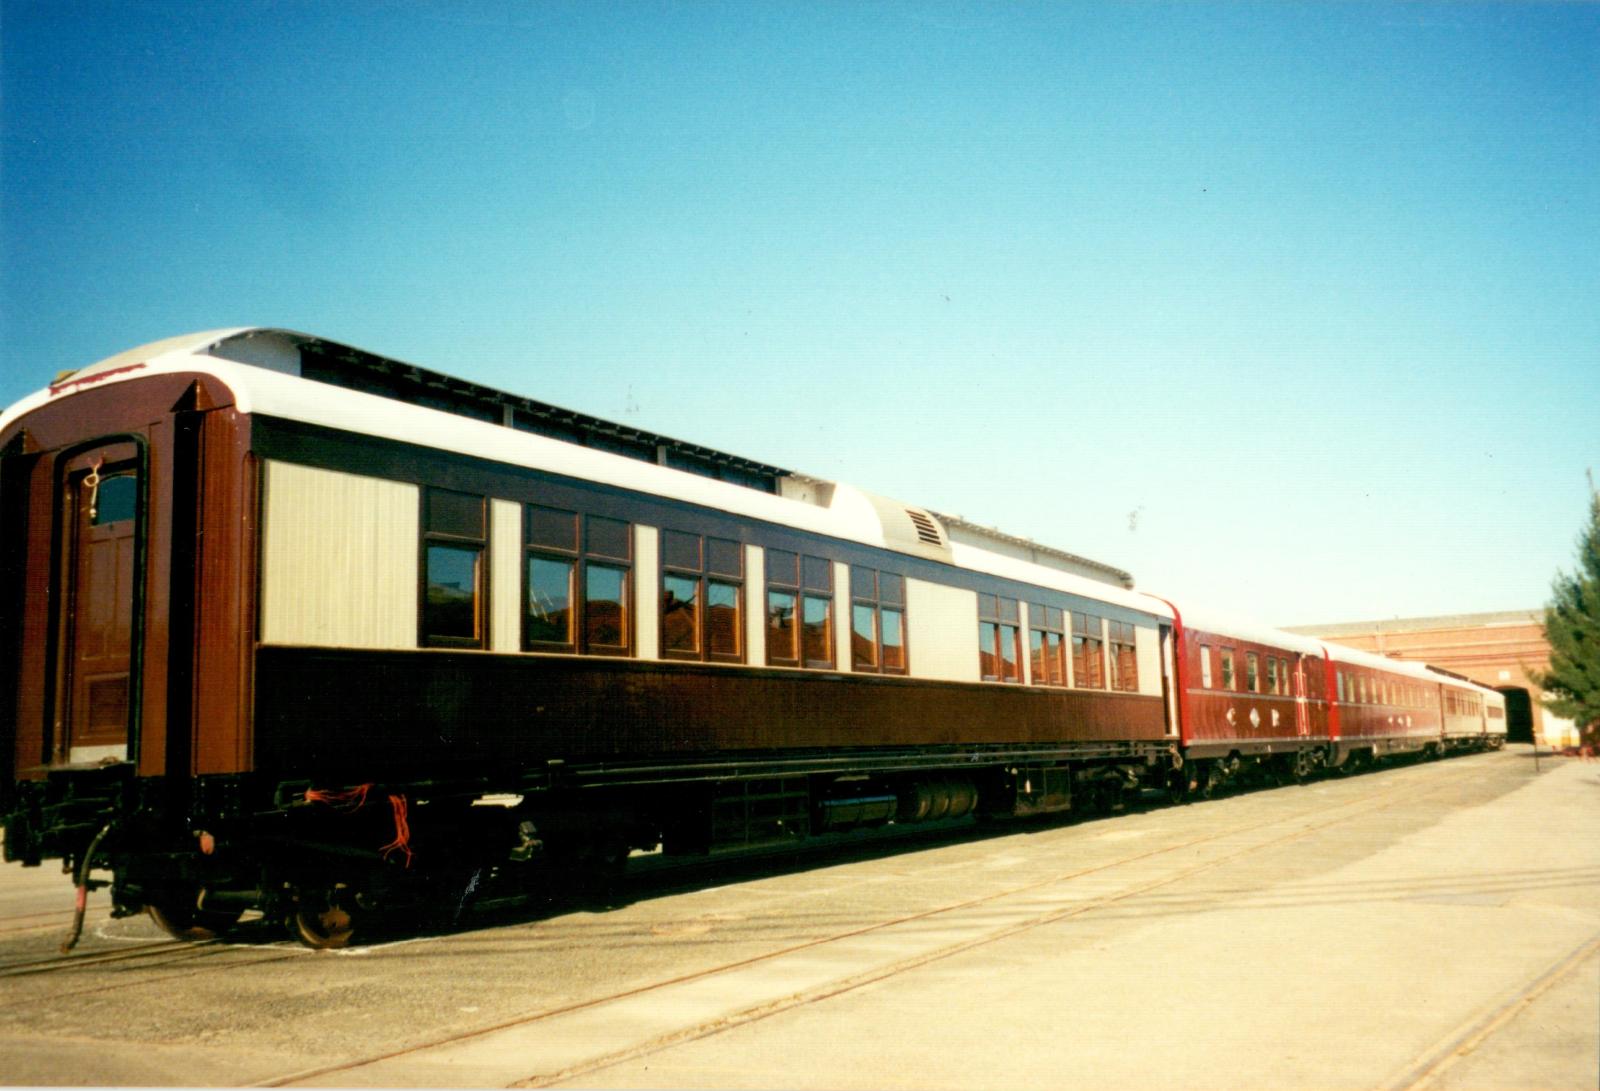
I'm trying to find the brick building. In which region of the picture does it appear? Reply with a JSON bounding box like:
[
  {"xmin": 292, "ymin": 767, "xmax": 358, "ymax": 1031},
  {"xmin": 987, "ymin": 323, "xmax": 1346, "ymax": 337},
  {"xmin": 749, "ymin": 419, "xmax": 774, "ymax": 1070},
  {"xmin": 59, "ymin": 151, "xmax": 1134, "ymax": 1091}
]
[{"xmin": 1285, "ymin": 610, "xmax": 1578, "ymax": 747}]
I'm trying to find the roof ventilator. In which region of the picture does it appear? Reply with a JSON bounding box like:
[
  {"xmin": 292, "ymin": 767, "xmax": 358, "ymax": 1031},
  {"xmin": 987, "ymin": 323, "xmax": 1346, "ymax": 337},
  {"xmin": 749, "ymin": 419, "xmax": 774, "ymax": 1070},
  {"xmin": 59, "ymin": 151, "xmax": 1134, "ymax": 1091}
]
[{"xmin": 906, "ymin": 509, "xmax": 944, "ymax": 546}]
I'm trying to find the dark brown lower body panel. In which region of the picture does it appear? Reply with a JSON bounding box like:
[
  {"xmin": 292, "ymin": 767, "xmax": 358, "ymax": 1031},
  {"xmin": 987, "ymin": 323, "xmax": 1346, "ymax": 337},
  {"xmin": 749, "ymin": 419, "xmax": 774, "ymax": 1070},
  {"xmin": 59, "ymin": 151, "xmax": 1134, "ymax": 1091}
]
[{"xmin": 251, "ymin": 646, "xmax": 1170, "ymax": 785}]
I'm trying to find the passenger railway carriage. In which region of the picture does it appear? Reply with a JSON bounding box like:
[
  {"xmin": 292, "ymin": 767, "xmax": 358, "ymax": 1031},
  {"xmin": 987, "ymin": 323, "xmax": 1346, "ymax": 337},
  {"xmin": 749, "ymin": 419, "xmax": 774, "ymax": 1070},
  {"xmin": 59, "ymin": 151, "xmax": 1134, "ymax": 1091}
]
[{"xmin": 0, "ymin": 329, "xmax": 1507, "ymax": 948}]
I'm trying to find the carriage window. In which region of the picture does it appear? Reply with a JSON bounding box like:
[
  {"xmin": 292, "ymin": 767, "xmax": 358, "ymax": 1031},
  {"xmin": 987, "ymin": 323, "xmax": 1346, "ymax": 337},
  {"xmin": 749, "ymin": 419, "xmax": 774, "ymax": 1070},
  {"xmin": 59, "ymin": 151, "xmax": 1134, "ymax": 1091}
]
[
  {"xmin": 526, "ymin": 555, "xmax": 573, "ymax": 644},
  {"xmin": 1265, "ymin": 657, "xmax": 1278, "ymax": 696},
  {"xmin": 586, "ymin": 563, "xmax": 628, "ymax": 650},
  {"xmin": 978, "ymin": 594, "xmax": 1021, "ymax": 682},
  {"xmin": 852, "ymin": 567, "xmax": 907, "ymax": 674},
  {"xmin": 1245, "ymin": 652, "xmax": 1260, "ymax": 693},
  {"xmin": 1220, "ymin": 649, "xmax": 1235, "ymax": 690},
  {"xmin": 1073, "ymin": 611, "xmax": 1106, "ymax": 689},
  {"xmin": 524, "ymin": 504, "xmax": 630, "ymax": 656},
  {"xmin": 767, "ymin": 549, "xmax": 834, "ymax": 669},
  {"xmin": 1108, "ymin": 620, "xmax": 1138, "ymax": 692},
  {"xmin": 425, "ymin": 545, "xmax": 481, "ymax": 643},
  {"xmin": 661, "ymin": 530, "xmax": 743, "ymax": 663},
  {"xmin": 1199, "ymin": 644, "xmax": 1213, "ymax": 689},
  {"xmin": 422, "ymin": 489, "xmax": 486, "ymax": 648},
  {"xmin": 1030, "ymin": 604, "xmax": 1067, "ymax": 687},
  {"xmin": 90, "ymin": 472, "xmax": 138, "ymax": 525}
]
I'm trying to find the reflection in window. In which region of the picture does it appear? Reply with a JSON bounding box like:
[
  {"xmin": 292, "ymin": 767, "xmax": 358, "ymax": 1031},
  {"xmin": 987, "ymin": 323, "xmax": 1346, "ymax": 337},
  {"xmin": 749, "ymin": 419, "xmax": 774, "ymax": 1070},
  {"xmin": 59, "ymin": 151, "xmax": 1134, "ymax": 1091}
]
[
  {"xmin": 802, "ymin": 594, "xmax": 832, "ymax": 667},
  {"xmin": 661, "ymin": 530, "xmax": 742, "ymax": 662},
  {"xmin": 852, "ymin": 603, "xmax": 878, "ymax": 669},
  {"xmin": 851, "ymin": 567, "xmax": 906, "ymax": 674},
  {"xmin": 526, "ymin": 556, "xmax": 573, "ymax": 644},
  {"xmin": 1072, "ymin": 611, "xmax": 1105, "ymax": 689},
  {"xmin": 422, "ymin": 488, "xmax": 485, "ymax": 648},
  {"xmin": 767, "ymin": 549, "xmax": 833, "ymax": 669},
  {"xmin": 1029, "ymin": 604, "xmax": 1066, "ymax": 688},
  {"xmin": 708, "ymin": 581, "xmax": 740, "ymax": 657},
  {"xmin": 91, "ymin": 473, "xmax": 138, "ymax": 526},
  {"xmin": 425, "ymin": 545, "xmax": 481, "ymax": 642},
  {"xmin": 524, "ymin": 502, "xmax": 631, "ymax": 656},
  {"xmin": 586, "ymin": 563, "xmax": 627, "ymax": 649},
  {"xmin": 978, "ymin": 594, "xmax": 1021, "ymax": 683},
  {"xmin": 662, "ymin": 572, "xmax": 700, "ymax": 653},
  {"xmin": 767, "ymin": 588, "xmax": 797, "ymax": 664},
  {"xmin": 1108, "ymin": 620, "xmax": 1138, "ymax": 692}
]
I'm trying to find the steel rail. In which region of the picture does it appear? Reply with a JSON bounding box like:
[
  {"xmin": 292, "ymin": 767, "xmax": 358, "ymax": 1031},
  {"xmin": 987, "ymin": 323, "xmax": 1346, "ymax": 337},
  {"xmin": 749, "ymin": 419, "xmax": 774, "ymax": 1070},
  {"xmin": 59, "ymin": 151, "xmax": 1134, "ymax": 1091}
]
[{"xmin": 253, "ymin": 760, "xmax": 1480, "ymax": 1089}]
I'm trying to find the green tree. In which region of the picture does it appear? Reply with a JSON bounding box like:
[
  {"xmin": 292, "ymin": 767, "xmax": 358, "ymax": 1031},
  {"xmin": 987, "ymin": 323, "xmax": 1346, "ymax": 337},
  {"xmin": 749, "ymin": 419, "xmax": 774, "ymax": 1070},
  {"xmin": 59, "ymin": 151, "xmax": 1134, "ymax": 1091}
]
[{"xmin": 1534, "ymin": 483, "xmax": 1600, "ymax": 746}]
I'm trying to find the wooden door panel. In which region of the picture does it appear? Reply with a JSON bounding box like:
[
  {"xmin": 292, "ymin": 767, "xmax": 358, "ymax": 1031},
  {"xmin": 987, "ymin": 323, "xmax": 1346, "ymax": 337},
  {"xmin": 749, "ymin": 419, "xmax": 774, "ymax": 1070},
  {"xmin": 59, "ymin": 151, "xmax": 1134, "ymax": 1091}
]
[{"xmin": 56, "ymin": 446, "xmax": 139, "ymax": 760}]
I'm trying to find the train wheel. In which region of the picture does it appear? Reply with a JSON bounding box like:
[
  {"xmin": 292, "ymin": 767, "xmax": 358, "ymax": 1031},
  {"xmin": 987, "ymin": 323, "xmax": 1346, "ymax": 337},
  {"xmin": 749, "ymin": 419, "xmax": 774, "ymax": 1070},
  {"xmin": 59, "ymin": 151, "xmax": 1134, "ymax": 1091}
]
[
  {"xmin": 1165, "ymin": 769, "xmax": 1189, "ymax": 805},
  {"xmin": 146, "ymin": 896, "xmax": 242, "ymax": 942},
  {"xmin": 289, "ymin": 888, "xmax": 358, "ymax": 949},
  {"xmin": 1092, "ymin": 779, "xmax": 1124, "ymax": 814}
]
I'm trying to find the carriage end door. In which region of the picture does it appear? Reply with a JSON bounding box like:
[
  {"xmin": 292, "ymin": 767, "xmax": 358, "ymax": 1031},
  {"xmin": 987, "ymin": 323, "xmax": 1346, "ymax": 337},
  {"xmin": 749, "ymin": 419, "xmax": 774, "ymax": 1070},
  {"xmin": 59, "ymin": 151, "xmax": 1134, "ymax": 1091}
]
[{"xmin": 54, "ymin": 441, "xmax": 142, "ymax": 765}]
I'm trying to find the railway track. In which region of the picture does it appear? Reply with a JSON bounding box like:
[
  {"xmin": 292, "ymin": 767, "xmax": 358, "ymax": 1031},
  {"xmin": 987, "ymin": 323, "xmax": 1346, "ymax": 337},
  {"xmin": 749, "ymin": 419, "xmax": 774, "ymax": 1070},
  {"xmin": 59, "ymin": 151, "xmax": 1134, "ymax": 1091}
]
[
  {"xmin": 251, "ymin": 758, "xmax": 1487, "ymax": 1088},
  {"xmin": 1388, "ymin": 928, "xmax": 1600, "ymax": 1091}
]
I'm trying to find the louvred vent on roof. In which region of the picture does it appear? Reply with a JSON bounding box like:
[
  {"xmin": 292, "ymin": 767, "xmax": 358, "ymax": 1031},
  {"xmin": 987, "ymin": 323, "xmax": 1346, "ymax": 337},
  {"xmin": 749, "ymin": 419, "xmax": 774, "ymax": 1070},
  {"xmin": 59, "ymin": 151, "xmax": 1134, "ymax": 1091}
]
[{"xmin": 906, "ymin": 509, "xmax": 943, "ymax": 546}]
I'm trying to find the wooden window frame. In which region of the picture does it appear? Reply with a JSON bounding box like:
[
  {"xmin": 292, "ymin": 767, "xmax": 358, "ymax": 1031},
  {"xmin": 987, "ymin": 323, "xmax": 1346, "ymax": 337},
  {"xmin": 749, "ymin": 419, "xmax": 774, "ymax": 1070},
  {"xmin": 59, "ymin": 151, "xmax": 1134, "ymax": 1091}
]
[
  {"xmin": 522, "ymin": 503, "xmax": 632, "ymax": 657},
  {"xmin": 766, "ymin": 549, "xmax": 835, "ymax": 670},
  {"xmin": 1108, "ymin": 619, "xmax": 1138, "ymax": 693},
  {"xmin": 1199, "ymin": 643, "xmax": 1213, "ymax": 689},
  {"xmin": 1220, "ymin": 648, "xmax": 1236, "ymax": 691},
  {"xmin": 420, "ymin": 487, "xmax": 487, "ymax": 650},
  {"xmin": 978, "ymin": 593, "xmax": 1022, "ymax": 683},
  {"xmin": 660, "ymin": 529, "xmax": 744, "ymax": 664},
  {"xmin": 1028, "ymin": 603, "xmax": 1067, "ymax": 688},
  {"xmin": 1072, "ymin": 611, "xmax": 1106, "ymax": 690},
  {"xmin": 851, "ymin": 567, "xmax": 908, "ymax": 675}
]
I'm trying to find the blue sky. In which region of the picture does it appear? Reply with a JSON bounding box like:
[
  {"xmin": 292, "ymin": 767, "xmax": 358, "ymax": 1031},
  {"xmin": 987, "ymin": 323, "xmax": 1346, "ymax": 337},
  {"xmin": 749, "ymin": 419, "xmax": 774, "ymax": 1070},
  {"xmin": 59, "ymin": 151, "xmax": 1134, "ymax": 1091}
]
[{"xmin": 3, "ymin": 1, "xmax": 1596, "ymax": 625}]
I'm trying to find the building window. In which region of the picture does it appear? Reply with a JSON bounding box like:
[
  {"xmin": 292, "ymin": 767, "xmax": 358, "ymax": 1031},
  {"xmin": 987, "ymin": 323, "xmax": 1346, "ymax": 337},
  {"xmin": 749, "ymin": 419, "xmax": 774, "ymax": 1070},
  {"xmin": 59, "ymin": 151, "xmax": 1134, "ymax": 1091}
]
[
  {"xmin": 661, "ymin": 530, "xmax": 743, "ymax": 663},
  {"xmin": 1072, "ymin": 611, "xmax": 1105, "ymax": 689},
  {"xmin": 422, "ymin": 488, "xmax": 486, "ymax": 648},
  {"xmin": 1108, "ymin": 620, "xmax": 1138, "ymax": 692},
  {"xmin": 1220, "ymin": 648, "xmax": 1236, "ymax": 691},
  {"xmin": 1030, "ymin": 604, "xmax": 1067, "ymax": 687},
  {"xmin": 851, "ymin": 567, "xmax": 907, "ymax": 674},
  {"xmin": 767, "ymin": 549, "xmax": 834, "ymax": 669},
  {"xmin": 523, "ymin": 503, "xmax": 631, "ymax": 656},
  {"xmin": 978, "ymin": 594, "xmax": 1022, "ymax": 682}
]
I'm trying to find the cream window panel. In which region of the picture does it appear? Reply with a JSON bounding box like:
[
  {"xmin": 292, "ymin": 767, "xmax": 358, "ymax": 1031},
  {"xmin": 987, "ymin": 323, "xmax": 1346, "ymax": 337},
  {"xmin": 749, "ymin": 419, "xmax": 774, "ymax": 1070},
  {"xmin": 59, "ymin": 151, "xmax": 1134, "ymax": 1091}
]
[
  {"xmin": 260, "ymin": 461, "xmax": 418, "ymax": 649},
  {"xmin": 1135, "ymin": 625, "xmax": 1163, "ymax": 698},
  {"xmin": 1018, "ymin": 601, "xmax": 1032, "ymax": 686},
  {"xmin": 634, "ymin": 525, "xmax": 660, "ymax": 661},
  {"xmin": 833, "ymin": 561, "xmax": 852, "ymax": 670},
  {"xmin": 905, "ymin": 579, "xmax": 980, "ymax": 682},
  {"xmin": 745, "ymin": 545, "xmax": 766, "ymax": 667},
  {"xmin": 490, "ymin": 499, "xmax": 521, "ymax": 654}
]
